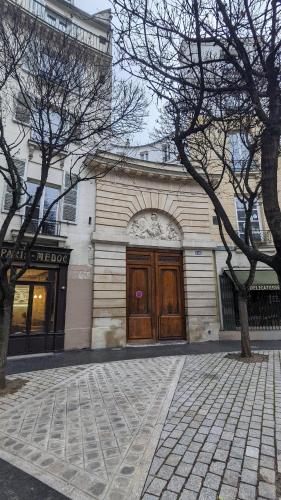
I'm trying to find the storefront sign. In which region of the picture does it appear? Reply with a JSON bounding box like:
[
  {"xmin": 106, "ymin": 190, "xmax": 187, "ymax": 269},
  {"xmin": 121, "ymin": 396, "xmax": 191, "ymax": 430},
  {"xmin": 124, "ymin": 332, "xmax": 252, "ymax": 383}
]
[
  {"xmin": 0, "ymin": 246, "xmax": 71, "ymax": 265},
  {"xmin": 250, "ymin": 284, "xmax": 279, "ymax": 291}
]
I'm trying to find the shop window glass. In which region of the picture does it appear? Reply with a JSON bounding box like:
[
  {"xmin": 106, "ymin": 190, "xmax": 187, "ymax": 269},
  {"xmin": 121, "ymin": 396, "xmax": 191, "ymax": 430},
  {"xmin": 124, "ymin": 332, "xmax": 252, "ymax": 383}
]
[
  {"xmin": 10, "ymin": 268, "xmax": 57, "ymax": 336},
  {"xmin": 31, "ymin": 285, "xmax": 47, "ymax": 333},
  {"xmin": 20, "ymin": 269, "xmax": 49, "ymax": 282},
  {"xmin": 11, "ymin": 285, "xmax": 29, "ymax": 335}
]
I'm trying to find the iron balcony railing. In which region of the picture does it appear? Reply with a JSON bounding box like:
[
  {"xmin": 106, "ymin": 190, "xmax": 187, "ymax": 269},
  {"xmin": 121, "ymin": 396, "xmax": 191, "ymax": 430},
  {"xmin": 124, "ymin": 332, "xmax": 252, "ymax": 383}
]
[
  {"xmin": 24, "ymin": 217, "xmax": 61, "ymax": 237},
  {"xmin": 237, "ymin": 230, "xmax": 273, "ymax": 245},
  {"xmin": 14, "ymin": 0, "xmax": 111, "ymax": 54}
]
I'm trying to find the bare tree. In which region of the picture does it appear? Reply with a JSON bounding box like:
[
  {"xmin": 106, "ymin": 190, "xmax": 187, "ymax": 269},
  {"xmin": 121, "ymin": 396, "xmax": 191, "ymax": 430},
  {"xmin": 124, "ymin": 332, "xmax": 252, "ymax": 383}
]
[
  {"xmin": 0, "ymin": 1, "xmax": 145, "ymax": 388},
  {"xmin": 114, "ymin": 0, "xmax": 281, "ymax": 357},
  {"xmin": 186, "ymin": 119, "xmax": 262, "ymax": 356}
]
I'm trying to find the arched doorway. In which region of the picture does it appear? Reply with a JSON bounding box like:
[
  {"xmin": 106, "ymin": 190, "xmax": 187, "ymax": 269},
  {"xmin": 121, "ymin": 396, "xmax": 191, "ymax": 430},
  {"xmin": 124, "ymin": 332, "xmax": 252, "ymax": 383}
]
[{"xmin": 127, "ymin": 211, "xmax": 185, "ymax": 343}]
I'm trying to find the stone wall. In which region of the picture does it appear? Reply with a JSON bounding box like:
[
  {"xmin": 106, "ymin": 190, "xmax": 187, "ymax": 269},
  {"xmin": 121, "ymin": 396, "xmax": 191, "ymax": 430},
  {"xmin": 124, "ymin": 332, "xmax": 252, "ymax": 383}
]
[
  {"xmin": 91, "ymin": 160, "xmax": 220, "ymax": 348},
  {"xmin": 183, "ymin": 250, "xmax": 219, "ymax": 342},
  {"xmin": 92, "ymin": 242, "xmax": 127, "ymax": 348}
]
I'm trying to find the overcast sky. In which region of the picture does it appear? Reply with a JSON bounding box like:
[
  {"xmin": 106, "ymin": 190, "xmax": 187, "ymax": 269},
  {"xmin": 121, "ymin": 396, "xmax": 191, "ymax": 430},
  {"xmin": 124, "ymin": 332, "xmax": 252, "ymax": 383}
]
[
  {"xmin": 75, "ymin": 0, "xmax": 158, "ymax": 145},
  {"xmin": 76, "ymin": 0, "xmax": 111, "ymax": 14}
]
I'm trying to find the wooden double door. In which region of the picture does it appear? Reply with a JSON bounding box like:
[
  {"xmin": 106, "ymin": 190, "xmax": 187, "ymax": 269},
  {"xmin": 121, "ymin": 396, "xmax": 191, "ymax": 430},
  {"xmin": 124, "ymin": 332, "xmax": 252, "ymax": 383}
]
[{"xmin": 127, "ymin": 248, "xmax": 185, "ymax": 342}]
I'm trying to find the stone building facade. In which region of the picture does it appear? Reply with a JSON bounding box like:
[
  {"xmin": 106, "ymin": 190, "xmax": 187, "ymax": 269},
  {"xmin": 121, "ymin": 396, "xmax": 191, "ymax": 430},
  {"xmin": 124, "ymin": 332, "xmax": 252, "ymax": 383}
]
[
  {"xmin": 91, "ymin": 154, "xmax": 220, "ymax": 348},
  {"xmin": 89, "ymin": 149, "xmax": 281, "ymax": 348},
  {"xmin": 2, "ymin": 0, "xmax": 280, "ymax": 354},
  {"xmin": 0, "ymin": 0, "xmax": 112, "ymax": 356}
]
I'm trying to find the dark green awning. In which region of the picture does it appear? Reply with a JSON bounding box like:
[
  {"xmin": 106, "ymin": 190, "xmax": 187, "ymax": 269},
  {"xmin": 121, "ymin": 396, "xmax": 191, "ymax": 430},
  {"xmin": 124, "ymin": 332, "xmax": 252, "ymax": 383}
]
[{"xmin": 225, "ymin": 269, "xmax": 279, "ymax": 290}]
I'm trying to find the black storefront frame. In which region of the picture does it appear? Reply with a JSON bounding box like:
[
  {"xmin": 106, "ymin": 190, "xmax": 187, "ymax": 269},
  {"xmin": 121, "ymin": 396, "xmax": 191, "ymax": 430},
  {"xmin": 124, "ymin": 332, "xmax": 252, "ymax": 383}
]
[
  {"xmin": 1, "ymin": 243, "xmax": 72, "ymax": 356},
  {"xmin": 220, "ymin": 272, "xmax": 281, "ymax": 331}
]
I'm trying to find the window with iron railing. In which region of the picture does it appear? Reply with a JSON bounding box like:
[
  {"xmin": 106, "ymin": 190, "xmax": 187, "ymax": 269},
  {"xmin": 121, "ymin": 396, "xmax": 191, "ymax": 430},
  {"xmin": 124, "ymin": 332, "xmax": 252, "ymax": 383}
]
[
  {"xmin": 45, "ymin": 7, "xmax": 68, "ymax": 31},
  {"xmin": 25, "ymin": 181, "xmax": 60, "ymax": 236},
  {"xmin": 235, "ymin": 198, "xmax": 262, "ymax": 241}
]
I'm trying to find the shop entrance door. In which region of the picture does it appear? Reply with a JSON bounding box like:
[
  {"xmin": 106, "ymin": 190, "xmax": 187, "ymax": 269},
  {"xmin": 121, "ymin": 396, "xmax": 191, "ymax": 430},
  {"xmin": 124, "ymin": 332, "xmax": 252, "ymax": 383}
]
[
  {"xmin": 11, "ymin": 283, "xmax": 51, "ymax": 336},
  {"xmin": 127, "ymin": 249, "xmax": 185, "ymax": 342},
  {"xmin": 9, "ymin": 269, "xmax": 56, "ymax": 354}
]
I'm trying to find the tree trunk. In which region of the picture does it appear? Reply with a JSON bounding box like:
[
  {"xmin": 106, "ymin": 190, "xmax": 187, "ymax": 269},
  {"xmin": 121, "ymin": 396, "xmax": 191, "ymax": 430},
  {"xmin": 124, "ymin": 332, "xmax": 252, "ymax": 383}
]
[
  {"xmin": 0, "ymin": 290, "xmax": 14, "ymax": 389},
  {"xmin": 276, "ymin": 271, "xmax": 281, "ymax": 326},
  {"xmin": 238, "ymin": 291, "xmax": 252, "ymax": 358},
  {"xmin": 261, "ymin": 130, "xmax": 281, "ymax": 255}
]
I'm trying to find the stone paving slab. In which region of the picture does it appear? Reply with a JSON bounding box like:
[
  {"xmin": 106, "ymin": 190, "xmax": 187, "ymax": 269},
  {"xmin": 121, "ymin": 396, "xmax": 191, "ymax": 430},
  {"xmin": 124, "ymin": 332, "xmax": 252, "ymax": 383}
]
[
  {"xmin": 0, "ymin": 357, "xmax": 184, "ymax": 500},
  {"xmin": 142, "ymin": 351, "xmax": 281, "ymax": 500},
  {"xmin": 0, "ymin": 365, "xmax": 91, "ymax": 415},
  {"xmin": 2, "ymin": 351, "xmax": 281, "ymax": 499}
]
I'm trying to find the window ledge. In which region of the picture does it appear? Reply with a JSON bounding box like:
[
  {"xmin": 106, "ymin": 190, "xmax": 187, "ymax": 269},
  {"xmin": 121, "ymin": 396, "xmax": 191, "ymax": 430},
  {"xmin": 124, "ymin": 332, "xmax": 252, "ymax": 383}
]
[
  {"xmin": 28, "ymin": 140, "xmax": 68, "ymax": 165},
  {"xmin": 61, "ymin": 221, "xmax": 77, "ymax": 226},
  {"xmin": 11, "ymin": 229, "xmax": 68, "ymax": 244},
  {"xmin": 13, "ymin": 117, "xmax": 30, "ymax": 127}
]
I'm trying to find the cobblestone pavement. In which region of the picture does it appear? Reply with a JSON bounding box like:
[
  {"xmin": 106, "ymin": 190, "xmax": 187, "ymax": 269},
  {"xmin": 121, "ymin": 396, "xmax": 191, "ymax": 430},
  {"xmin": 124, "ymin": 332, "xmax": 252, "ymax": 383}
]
[
  {"xmin": 1, "ymin": 352, "xmax": 281, "ymax": 499},
  {"xmin": 0, "ymin": 357, "xmax": 183, "ymax": 500},
  {"xmin": 0, "ymin": 365, "xmax": 90, "ymax": 415},
  {"xmin": 143, "ymin": 351, "xmax": 281, "ymax": 500}
]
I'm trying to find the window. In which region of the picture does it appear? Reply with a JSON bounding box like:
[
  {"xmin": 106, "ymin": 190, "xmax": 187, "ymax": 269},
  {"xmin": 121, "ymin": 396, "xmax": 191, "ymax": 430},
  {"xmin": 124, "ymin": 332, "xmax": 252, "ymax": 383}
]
[
  {"xmin": 45, "ymin": 8, "xmax": 69, "ymax": 31},
  {"xmin": 14, "ymin": 93, "xmax": 31, "ymax": 125},
  {"xmin": 31, "ymin": 109, "xmax": 65, "ymax": 145},
  {"xmin": 235, "ymin": 199, "xmax": 261, "ymax": 241},
  {"xmin": 41, "ymin": 52, "xmax": 80, "ymax": 87},
  {"xmin": 25, "ymin": 181, "xmax": 60, "ymax": 235},
  {"xmin": 228, "ymin": 132, "xmax": 248, "ymax": 171},
  {"xmin": 99, "ymin": 36, "xmax": 107, "ymax": 45},
  {"xmin": 225, "ymin": 95, "xmax": 240, "ymax": 112},
  {"xmin": 37, "ymin": 53, "xmax": 60, "ymax": 81},
  {"xmin": 62, "ymin": 172, "xmax": 78, "ymax": 223},
  {"xmin": 14, "ymin": 95, "xmax": 68, "ymax": 146},
  {"xmin": 140, "ymin": 151, "xmax": 149, "ymax": 161},
  {"xmin": 162, "ymin": 143, "xmax": 171, "ymax": 162}
]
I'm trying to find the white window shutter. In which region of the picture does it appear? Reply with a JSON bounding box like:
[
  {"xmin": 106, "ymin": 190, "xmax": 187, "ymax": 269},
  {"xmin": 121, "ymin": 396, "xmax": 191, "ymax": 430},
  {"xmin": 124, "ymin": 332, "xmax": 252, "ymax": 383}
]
[
  {"xmin": 3, "ymin": 184, "xmax": 13, "ymax": 211},
  {"xmin": 14, "ymin": 93, "xmax": 31, "ymax": 124},
  {"xmin": 62, "ymin": 172, "xmax": 78, "ymax": 222},
  {"xmin": 3, "ymin": 159, "xmax": 26, "ymax": 211}
]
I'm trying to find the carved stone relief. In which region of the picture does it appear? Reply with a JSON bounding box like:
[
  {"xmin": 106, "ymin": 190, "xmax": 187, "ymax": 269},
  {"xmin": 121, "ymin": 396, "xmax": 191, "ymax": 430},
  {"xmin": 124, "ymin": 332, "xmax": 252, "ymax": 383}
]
[{"xmin": 128, "ymin": 211, "xmax": 181, "ymax": 241}]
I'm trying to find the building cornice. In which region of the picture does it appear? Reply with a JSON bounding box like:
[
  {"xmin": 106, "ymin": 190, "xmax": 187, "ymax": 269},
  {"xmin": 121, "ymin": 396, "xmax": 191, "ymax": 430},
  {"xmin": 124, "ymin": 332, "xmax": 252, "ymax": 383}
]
[
  {"xmin": 51, "ymin": 0, "xmax": 112, "ymax": 31},
  {"xmin": 8, "ymin": 0, "xmax": 112, "ymax": 57},
  {"xmin": 90, "ymin": 152, "xmax": 193, "ymax": 183}
]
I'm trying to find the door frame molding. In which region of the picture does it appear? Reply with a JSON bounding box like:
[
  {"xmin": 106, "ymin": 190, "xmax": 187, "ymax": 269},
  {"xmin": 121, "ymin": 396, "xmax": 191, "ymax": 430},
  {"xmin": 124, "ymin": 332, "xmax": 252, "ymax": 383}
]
[{"xmin": 126, "ymin": 247, "xmax": 186, "ymax": 343}]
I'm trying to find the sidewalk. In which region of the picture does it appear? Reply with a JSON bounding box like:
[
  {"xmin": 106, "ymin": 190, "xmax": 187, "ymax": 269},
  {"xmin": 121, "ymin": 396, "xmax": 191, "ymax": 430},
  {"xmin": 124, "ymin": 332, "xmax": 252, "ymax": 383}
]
[
  {"xmin": 7, "ymin": 339, "xmax": 281, "ymax": 375},
  {"xmin": 142, "ymin": 351, "xmax": 281, "ymax": 500},
  {"xmin": 0, "ymin": 356, "xmax": 183, "ymax": 499},
  {"xmin": 1, "ymin": 343, "xmax": 281, "ymax": 499}
]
